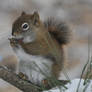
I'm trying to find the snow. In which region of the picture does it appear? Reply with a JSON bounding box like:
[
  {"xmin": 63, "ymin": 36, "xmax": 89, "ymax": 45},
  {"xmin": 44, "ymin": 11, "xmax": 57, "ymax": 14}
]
[
  {"xmin": 43, "ymin": 79, "xmax": 92, "ymax": 92},
  {"xmin": 0, "ymin": 79, "xmax": 22, "ymax": 92}
]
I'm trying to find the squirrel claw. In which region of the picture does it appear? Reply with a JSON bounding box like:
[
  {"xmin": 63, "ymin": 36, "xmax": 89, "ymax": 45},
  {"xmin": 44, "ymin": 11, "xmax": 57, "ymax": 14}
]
[{"xmin": 18, "ymin": 72, "xmax": 28, "ymax": 80}]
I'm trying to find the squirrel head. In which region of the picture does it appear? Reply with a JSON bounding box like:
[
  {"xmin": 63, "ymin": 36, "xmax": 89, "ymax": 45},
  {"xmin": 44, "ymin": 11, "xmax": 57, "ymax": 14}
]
[{"xmin": 12, "ymin": 11, "xmax": 43, "ymax": 43}]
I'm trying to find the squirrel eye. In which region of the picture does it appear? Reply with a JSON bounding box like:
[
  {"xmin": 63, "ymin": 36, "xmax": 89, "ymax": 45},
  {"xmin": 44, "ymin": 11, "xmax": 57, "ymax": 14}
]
[{"xmin": 22, "ymin": 22, "xmax": 29, "ymax": 31}]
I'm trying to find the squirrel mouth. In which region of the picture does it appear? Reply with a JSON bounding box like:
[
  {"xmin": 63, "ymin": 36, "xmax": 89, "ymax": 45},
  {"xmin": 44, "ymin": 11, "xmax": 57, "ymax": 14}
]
[{"xmin": 9, "ymin": 36, "xmax": 24, "ymax": 43}]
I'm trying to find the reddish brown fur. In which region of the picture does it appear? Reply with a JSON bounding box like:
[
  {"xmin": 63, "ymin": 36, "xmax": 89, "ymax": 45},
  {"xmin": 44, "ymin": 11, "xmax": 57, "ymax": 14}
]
[{"xmin": 10, "ymin": 12, "xmax": 71, "ymax": 79}]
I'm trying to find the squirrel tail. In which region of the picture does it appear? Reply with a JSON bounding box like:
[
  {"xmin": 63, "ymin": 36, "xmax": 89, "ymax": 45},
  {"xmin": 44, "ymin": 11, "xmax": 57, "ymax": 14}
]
[{"xmin": 44, "ymin": 18, "xmax": 72, "ymax": 45}]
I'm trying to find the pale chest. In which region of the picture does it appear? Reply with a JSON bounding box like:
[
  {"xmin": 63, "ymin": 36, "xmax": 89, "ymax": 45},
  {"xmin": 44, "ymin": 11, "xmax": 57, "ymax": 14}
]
[{"xmin": 14, "ymin": 46, "xmax": 53, "ymax": 84}]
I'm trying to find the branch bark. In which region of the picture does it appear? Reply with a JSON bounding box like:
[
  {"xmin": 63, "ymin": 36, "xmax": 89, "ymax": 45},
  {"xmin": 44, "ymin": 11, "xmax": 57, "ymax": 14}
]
[
  {"xmin": 0, "ymin": 66, "xmax": 41, "ymax": 92},
  {"xmin": 0, "ymin": 66, "xmax": 70, "ymax": 92}
]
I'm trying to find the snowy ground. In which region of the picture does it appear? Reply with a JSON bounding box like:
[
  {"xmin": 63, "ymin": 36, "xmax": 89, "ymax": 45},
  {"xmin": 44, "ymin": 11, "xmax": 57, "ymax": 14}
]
[
  {"xmin": 44, "ymin": 79, "xmax": 92, "ymax": 92},
  {"xmin": 0, "ymin": 79, "xmax": 21, "ymax": 92}
]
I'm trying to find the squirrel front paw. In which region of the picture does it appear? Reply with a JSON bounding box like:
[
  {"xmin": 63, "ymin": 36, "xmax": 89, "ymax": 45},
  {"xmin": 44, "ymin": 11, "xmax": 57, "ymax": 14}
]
[{"xmin": 9, "ymin": 38, "xmax": 19, "ymax": 48}]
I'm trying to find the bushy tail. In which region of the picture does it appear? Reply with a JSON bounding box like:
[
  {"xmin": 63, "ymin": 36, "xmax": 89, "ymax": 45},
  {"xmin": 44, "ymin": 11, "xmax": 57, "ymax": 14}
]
[{"xmin": 44, "ymin": 18, "xmax": 72, "ymax": 45}]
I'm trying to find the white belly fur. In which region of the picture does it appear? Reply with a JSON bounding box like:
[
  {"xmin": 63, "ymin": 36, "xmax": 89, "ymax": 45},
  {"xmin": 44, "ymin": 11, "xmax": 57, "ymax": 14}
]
[{"xmin": 15, "ymin": 46, "xmax": 53, "ymax": 84}]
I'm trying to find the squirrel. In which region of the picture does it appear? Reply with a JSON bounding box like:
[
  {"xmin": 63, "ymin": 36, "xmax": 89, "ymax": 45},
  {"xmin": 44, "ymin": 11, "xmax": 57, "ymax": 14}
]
[{"xmin": 9, "ymin": 11, "xmax": 71, "ymax": 85}]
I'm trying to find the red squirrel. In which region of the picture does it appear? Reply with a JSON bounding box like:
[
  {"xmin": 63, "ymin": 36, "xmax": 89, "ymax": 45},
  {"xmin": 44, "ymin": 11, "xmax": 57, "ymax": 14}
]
[{"xmin": 9, "ymin": 11, "xmax": 71, "ymax": 85}]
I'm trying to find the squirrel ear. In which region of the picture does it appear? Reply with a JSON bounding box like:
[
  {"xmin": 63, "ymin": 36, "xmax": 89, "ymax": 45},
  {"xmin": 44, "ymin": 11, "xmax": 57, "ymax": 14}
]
[
  {"xmin": 32, "ymin": 11, "xmax": 40, "ymax": 25},
  {"xmin": 21, "ymin": 11, "xmax": 26, "ymax": 16}
]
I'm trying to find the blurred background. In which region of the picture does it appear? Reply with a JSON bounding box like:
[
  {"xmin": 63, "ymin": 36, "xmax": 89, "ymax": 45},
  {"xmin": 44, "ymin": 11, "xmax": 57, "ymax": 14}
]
[{"xmin": 0, "ymin": 0, "xmax": 92, "ymax": 91}]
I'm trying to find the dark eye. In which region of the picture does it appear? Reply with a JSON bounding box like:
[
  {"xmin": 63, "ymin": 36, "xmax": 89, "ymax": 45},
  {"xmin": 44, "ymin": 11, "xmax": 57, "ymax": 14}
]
[{"xmin": 22, "ymin": 22, "xmax": 29, "ymax": 31}]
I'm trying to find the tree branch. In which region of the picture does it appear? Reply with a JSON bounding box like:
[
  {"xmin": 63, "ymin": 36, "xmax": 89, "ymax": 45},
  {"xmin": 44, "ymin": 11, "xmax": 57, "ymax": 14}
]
[
  {"xmin": 0, "ymin": 66, "xmax": 70, "ymax": 92},
  {"xmin": 0, "ymin": 66, "xmax": 41, "ymax": 92}
]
